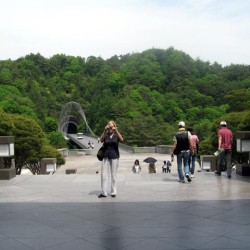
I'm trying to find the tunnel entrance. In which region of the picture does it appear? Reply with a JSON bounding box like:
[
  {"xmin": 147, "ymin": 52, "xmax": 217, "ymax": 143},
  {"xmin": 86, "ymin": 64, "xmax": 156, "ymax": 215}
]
[
  {"xmin": 67, "ymin": 123, "xmax": 77, "ymax": 134},
  {"xmin": 58, "ymin": 102, "xmax": 94, "ymax": 136}
]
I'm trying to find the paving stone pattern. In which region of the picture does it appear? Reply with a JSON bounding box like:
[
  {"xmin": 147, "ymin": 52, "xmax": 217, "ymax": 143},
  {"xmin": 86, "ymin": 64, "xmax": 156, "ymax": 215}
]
[{"xmin": 1, "ymin": 153, "xmax": 250, "ymax": 249}]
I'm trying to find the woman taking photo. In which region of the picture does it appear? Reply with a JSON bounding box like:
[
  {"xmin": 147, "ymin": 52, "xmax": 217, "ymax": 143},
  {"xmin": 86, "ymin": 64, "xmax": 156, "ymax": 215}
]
[{"xmin": 98, "ymin": 121, "xmax": 123, "ymax": 198}]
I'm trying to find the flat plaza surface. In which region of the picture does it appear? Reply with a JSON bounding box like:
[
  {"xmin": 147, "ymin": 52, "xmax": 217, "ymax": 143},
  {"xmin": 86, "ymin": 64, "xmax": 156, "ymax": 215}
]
[{"xmin": 1, "ymin": 153, "xmax": 250, "ymax": 250}]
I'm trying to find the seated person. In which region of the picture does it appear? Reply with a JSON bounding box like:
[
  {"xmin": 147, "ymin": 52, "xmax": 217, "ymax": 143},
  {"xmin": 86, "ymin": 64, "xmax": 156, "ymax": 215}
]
[
  {"xmin": 148, "ymin": 163, "xmax": 156, "ymax": 173},
  {"xmin": 132, "ymin": 159, "xmax": 141, "ymax": 174}
]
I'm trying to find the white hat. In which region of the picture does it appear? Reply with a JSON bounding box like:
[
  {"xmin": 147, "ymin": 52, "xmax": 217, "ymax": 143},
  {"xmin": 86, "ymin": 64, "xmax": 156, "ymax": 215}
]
[
  {"xmin": 178, "ymin": 121, "xmax": 185, "ymax": 127},
  {"xmin": 220, "ymin": 121, "xmax": 227, "ymax": 126}
]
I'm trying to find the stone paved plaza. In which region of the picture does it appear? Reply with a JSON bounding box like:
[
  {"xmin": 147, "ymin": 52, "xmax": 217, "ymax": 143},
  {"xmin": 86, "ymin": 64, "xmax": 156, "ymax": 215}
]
[{"xmin": 1, "ymin": 153, "xmax": 250, "ymax": 249}]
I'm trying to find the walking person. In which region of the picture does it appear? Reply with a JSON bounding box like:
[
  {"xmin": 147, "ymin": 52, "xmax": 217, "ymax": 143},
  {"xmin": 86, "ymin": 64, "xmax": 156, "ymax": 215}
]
[
  {"xmin": 162, "ymin": 160, "xmax": 171, "ymax": 173},
  {"xmin": 172, "ymin": 121, "xmax": 194, "ymax": 183},
  {"xmin": 215, "ymin": 121, "xmax": 233, "ymax": 178},
  {"xmin": 162, "ymin": 161, "xmax": 167, "ymax": 173},
  {"xmin": 98, "ymin": 121, "xmax": 124, "ymax": 198},
  {"xmin": 187, "ymin": 128, "xmax": 199, "ymax": 178},
  {"xmin": 166, "ymin": 160, "xmax": 171, "ymax": 173}
]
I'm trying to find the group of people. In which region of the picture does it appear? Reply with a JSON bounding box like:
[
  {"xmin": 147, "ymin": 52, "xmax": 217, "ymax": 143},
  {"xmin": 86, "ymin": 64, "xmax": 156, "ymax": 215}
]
[
  {"xmin": 88, "ymin": 141, "xmax": 95, "ymax": 149},
  {"xmin": 172, "ymin": 121, "xmax": 199, "ymax": 183},
  {"xmin": 172, "ymin": 120, "xmax": 233, "ymax": 183},
  {"xmin": 132, "ymin": 160, "xmax": 170, "ymax": 174},
  {"xmin": 162, "ymin": 160, "xmax": 171, "ymax": 173},
  {"xmin": 97, "ymin": 119, "xmax": 233, "ymax": 198}
]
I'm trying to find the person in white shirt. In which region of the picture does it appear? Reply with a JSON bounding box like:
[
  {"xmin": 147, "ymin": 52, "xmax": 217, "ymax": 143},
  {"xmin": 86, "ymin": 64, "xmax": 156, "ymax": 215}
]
[
  {"xmin": 162, "ymin": 161, "xmax": 167, "ymax": 173},
  {"xmin": 132, "ymin": 159, "xmax": 141, "ymax": 174}
]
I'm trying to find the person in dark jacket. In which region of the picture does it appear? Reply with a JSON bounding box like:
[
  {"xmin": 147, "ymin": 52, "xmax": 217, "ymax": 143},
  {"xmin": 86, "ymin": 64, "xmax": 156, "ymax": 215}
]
[
  {"xmin": 172, "ymin": 121, "xmax": 194, "ymax": 183},
  {"xmin": 98, "ymin": 121, "xmax": 123, "ymax": 198},
  {"xmin": 166, "ymin": 160, "xmax": 171, "ymax": 173}
]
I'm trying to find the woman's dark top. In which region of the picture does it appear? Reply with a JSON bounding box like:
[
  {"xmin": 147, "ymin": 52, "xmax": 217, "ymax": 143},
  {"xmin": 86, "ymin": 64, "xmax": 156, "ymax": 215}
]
[{"xmin": 103, "ymin": 133, "xmax": 120, "ymax": 159}]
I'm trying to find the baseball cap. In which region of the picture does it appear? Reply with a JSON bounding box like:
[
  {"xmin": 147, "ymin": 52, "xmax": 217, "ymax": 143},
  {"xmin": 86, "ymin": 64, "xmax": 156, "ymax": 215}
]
[
  {"xmin": 220, "ymin": 121, "xmax": 227, "ymax": 126},
  {"xmin": 178, "ymin": 121, "xmax": 185, "ymax": 127}
]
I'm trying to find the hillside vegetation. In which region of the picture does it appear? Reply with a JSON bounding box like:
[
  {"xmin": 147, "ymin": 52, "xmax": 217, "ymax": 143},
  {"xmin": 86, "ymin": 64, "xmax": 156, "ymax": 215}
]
[{"xmin": 0, "ymin": 48, "xmax": 250, "ymax": 160}]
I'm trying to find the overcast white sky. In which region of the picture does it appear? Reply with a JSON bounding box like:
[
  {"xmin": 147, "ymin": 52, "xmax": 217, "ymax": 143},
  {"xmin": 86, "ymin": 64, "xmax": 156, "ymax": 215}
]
[{"xmin": 0, "ymin": 0, "xmax": 249, "ymax": 66}]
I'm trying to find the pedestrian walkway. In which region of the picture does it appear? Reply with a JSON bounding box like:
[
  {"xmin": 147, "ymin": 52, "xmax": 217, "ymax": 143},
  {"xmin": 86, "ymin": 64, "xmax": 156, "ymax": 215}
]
[{"xmin": 1, "ymin": 154, "xmax": 250, "ymax": 249}]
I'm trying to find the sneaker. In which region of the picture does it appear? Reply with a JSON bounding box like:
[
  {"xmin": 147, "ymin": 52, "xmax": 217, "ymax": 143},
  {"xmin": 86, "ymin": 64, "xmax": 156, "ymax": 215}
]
[
  {"xmin": 191, "ymin": 174, "xmax": 194, "ymax": 178},
  {"xmin": 214, "ymin": 171, "xmax": 221, "ymax": 176},
  {"xmin": 111, "ymin": 194, "xmax": 116, "ymax": 198},
  {"xmin": 185, "ymin": 174, "xmax": 192, "ymax": 182},
  {"xmin": 98, "ymin": 194, "xmax": 107, "ymax": 198}
]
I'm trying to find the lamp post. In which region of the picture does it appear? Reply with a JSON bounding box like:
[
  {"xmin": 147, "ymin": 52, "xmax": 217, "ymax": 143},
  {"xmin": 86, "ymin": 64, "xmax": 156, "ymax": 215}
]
[
  {"xmin": 0, "ymin": 136, "xmax": 16, "ymax": 180},
  {"xmin": 40, "ymin": 158, "xmax": 57, "ymax": 175},
  {"xmin": 236, "ymin": 131, "xmax": 250, "ymax": 176},
  {"xmin": 200, "ymin": 155, "xmax": 216, "ymax": 172}
]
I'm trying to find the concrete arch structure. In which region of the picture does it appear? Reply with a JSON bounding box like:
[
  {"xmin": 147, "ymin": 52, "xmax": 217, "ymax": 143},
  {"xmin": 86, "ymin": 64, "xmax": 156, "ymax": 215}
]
[{"xmin": 58, "ymin": 102, "xmax": 94, "ymax": 136}]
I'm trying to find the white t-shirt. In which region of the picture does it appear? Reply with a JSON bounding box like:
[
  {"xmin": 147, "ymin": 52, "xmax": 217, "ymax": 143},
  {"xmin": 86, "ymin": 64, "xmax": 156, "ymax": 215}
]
[{"xmin": 135, "ymin": 165, "xmax": 139, "ymax": 173}]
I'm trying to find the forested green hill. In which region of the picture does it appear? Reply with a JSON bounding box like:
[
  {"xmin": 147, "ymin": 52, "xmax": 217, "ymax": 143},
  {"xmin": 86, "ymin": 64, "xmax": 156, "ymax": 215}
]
[{"xmin": 0, "ymin": 48, "xmax": 250, "ymax": 156}]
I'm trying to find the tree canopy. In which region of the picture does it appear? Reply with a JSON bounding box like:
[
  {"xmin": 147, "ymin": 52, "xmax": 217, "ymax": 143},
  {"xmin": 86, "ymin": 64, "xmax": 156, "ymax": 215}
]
[
  {"xmin": 0, "ymin": 48, "xmax": 249, "ymax": 159},
  {"xmin": 0, "ymin": 108, "xmax": 65, "ymax": 174}
]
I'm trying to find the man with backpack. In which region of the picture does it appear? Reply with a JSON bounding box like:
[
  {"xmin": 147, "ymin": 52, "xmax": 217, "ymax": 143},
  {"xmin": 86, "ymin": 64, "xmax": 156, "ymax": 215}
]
[{"xmin": 172, "ymin": 121, "xmax": 194, "ymax": 183}]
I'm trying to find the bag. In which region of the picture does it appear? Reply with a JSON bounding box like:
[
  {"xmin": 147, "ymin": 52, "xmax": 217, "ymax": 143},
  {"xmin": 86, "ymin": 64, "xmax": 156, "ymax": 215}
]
[
  {"xmin": 174, "ymin": 131, "xmax": 188, "ymax": 155},
  {"xmin": 173, "ymin": 148, "xmax": 178, "ymax": 155},
  {"xmin": 97, "ymin": 145, "xmax": 105, "ymax": 161}
]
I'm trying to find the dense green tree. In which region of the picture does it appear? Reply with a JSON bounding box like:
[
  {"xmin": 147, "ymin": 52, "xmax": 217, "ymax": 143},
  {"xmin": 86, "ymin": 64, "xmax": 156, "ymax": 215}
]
[
  {"xmin": 225, "ymin": 89, "xmax": 250, "ymax": 112},
  {"xmin": 0, "ymin": 85, "xmax": 37, "ymax": 120},
  {"xmin": 223, "ymin": 64, "xmax": 250, "ymax": 81},
  {"xmin": 0, "ymin": 67, "xmax": 12, "ymax": 84},
  {"xmin": 0, "ymin": 47, "xmax": 250, "ymax": 152},
  {"xmin": 46, "ymin": 131, "xmax": 67, "ymax": 149},
  {"xmin": 44, "ymin": 117, "xmax": 58, "ymax": 132},
  {"xmin": 85, "ymin": 56, "xmax": 105, "ymax": 76},
  {"xmin": 0, "ymin": 109, "xmax": 65, "ymax": 174}
]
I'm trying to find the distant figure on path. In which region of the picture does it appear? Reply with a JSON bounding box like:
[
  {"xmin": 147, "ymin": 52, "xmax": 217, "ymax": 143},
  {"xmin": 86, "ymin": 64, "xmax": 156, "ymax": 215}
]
[
  {"xmin": 162, "ymin": 160, "xmax": 167, "ymax": 173},
  {"xmin": 148, "ymin": 163, "xmax": 156, "ymax": 173},
  {"xmin": 215, "ymin": 121, "xmax": 233, "ymax": 178},
  {"xmin": 166, "ymin": 160, "xmax": 171, "ymax": 173},
  {"xmin": 132, "ymin": 159, "xmax": 141, "ymax": 174}
]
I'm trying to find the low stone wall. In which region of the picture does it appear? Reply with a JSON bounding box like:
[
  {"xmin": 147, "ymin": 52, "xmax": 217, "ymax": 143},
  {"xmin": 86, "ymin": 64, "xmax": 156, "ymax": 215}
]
[
  {"xmin": 58, "ymin": 148, "xmax": 93, "ymax": 156},
  {"xmin": 132, "ymin": 145, "xmax": 172, "ymax": 154},
  {"xmin": 156, "ymin": 145, "xmax": 173, "ymax": 154},
  {"xmin": 132, "ymin": 147, "xmax": 156, "ymax": 153},
  {"xmin": 58, "ymin": 148, "xmax": 69, "ymax": 156},
  {"xmin": 58, "ymin": 145, "xmax": 173, "ymax": 157}
]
